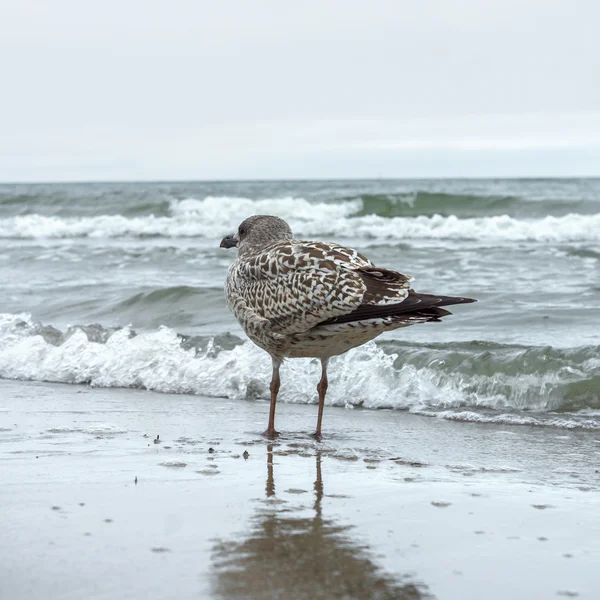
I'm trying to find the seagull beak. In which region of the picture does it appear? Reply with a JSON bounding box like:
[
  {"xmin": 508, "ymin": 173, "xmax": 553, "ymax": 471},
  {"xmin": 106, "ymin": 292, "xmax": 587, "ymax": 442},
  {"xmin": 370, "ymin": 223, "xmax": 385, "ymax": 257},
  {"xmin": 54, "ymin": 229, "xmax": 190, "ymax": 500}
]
[{"xmin": 220, "ymin": 234, "xmax": 238, "ymax": 249}]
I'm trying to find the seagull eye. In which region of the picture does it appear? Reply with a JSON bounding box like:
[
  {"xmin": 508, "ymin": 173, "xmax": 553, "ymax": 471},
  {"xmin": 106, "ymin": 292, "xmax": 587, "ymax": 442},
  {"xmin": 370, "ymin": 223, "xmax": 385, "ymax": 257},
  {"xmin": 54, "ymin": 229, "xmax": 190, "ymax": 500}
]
[{"xmin": 239, "ymin": 226, "xmax": 246, "ymax": 236}]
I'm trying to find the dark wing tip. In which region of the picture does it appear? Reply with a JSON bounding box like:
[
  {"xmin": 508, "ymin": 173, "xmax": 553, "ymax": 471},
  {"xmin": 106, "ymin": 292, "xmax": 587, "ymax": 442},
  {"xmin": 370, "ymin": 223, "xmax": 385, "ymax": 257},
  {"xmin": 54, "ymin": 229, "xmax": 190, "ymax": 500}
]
[
  {"xmin": 318, "ymin": 292, "xmax": 476, "ymax": 327},
  {"xmin": 453, "ymin": 296, "xmax": 477, "ymax": 304},
  {"xmin": 414, "ymin": 292, "xmax": 476, "ymax": 307}
]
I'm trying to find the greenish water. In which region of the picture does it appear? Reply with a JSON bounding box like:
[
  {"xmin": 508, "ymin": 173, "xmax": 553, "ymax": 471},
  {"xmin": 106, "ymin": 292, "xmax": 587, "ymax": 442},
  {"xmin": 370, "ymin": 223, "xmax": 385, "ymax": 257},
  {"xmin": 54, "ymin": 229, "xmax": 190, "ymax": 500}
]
[{"xmin": 0, "ymin": 179, "xmax": 599, "ymax": 427}]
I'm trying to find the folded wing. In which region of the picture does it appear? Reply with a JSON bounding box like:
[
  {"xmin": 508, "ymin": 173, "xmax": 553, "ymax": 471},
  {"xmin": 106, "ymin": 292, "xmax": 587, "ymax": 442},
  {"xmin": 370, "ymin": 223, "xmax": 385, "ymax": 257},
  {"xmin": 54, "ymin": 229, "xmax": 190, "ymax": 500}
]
[{"xmin": 226, "ymin": 239, "xmax": 474, "ymax": 336}]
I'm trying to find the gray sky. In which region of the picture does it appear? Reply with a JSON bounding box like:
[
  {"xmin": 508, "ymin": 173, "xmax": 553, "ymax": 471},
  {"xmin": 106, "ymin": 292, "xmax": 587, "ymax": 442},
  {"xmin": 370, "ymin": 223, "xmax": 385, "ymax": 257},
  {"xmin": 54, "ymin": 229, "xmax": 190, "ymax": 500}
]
[{"xmin": 1, "ymin": 0, "xmax": 599, "ymax": 181}]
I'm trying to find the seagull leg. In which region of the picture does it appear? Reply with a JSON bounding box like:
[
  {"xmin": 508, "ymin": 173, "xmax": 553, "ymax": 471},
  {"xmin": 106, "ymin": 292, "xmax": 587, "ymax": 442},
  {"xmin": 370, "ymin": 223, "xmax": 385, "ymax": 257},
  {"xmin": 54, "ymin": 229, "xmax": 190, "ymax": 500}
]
[
  {"xmin": 264, "ymin": 358, "xmax": 281, "ymax": 438},
  {"xmin": 314, "ymin": 358, "xmax": 329, "ymax": 440}
]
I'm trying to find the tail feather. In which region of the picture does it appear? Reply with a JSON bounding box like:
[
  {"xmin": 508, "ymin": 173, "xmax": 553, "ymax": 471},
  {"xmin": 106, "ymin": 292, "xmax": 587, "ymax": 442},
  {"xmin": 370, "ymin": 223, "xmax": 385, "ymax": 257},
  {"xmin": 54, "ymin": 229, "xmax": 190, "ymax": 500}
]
[{"xmin": 319, "ymin": 292, "xmax": 476, "ymax": 326}]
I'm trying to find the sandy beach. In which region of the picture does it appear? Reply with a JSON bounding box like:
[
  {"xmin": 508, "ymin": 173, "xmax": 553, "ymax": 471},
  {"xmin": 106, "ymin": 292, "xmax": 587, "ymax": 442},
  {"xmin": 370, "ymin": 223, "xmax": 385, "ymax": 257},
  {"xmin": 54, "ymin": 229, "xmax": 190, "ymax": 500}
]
[{"xmin": 2, "ymin": 379, "xmax": 598, "ymax": 599}]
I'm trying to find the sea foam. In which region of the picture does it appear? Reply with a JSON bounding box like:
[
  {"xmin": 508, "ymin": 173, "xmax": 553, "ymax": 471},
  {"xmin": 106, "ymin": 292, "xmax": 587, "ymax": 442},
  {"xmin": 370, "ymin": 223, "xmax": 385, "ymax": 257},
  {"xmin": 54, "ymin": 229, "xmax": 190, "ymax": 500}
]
[
  {"xmin": 1, "ymin": 313, "xmax": 598, "ymax": 430},
  {"xmin": 0, "ymin": 195, "xmax": 598, "ymax": 244}
]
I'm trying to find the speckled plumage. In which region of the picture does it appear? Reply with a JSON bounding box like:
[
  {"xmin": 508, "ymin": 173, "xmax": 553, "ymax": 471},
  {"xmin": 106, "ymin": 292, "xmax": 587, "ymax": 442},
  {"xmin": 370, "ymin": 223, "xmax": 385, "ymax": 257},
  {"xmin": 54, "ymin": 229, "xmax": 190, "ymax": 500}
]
[
  {"xmin": 220, "ymin": 215, "xmax": 475, "ymax": 437},
  {"xmin": 225, "ymin": 238, "xmax": 413, "ymax": 359}
]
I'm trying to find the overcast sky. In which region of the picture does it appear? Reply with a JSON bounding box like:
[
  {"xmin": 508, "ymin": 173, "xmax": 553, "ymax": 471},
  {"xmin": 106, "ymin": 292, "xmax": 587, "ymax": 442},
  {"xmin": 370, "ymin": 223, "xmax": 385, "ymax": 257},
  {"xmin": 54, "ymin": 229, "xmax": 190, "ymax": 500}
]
[{"xmin": 1, "ymin": 0, "xmax": 599, "ymax": 181}]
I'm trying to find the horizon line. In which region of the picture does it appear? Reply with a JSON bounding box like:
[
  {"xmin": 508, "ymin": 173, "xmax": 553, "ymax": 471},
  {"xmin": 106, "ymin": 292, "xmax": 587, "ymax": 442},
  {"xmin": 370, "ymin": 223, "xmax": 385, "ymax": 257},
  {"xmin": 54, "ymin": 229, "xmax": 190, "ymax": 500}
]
[{"xmin": 1, "ymin": 174, "xmax": 600, "ymax": 185}]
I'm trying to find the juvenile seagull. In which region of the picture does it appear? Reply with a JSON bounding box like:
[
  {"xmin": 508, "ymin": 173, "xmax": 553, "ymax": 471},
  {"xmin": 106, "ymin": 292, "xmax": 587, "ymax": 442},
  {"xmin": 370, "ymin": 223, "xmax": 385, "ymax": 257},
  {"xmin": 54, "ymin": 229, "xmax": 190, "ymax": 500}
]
[{"xmin": 220, "ymin": 215, "xmax": 475, "ymax": 438}]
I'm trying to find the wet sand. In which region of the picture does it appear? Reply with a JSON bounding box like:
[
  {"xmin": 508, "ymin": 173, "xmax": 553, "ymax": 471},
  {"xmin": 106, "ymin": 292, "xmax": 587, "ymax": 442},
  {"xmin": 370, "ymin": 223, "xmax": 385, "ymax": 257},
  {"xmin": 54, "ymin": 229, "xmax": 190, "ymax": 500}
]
[{"xmin": 1, "ymin": 379, "xmax": 599, "ymax": 599}]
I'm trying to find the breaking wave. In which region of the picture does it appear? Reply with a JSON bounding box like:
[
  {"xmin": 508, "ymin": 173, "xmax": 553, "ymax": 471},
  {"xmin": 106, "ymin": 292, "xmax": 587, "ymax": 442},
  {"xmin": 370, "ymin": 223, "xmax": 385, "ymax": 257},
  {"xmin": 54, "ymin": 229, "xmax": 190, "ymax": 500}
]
[
  {"xmin": 353, "ymin": 191, "xmax": 600, "ymax": 219},
  {"xmin": 1, "ymin": 313, "xmax": 598, "ymax": 430},
  {"xmin": 0, "ymin": 195, "xmax": 599, "ymax": 244}
]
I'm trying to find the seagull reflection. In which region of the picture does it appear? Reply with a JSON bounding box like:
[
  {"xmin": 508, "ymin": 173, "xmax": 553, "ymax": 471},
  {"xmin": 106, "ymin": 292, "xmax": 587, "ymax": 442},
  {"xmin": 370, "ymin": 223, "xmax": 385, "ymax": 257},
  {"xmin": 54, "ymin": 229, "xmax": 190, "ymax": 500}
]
[{"xmin": 211, "ymin": 446, "xmax": 431, "ymax": 600}]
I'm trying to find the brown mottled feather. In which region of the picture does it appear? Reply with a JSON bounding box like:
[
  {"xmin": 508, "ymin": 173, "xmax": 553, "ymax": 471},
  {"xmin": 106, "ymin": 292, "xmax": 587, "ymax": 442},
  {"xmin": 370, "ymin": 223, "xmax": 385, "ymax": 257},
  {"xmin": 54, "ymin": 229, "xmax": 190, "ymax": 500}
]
[{"xmin": 224, "ymin": 220, "xmax": 475, "ymax": 360}]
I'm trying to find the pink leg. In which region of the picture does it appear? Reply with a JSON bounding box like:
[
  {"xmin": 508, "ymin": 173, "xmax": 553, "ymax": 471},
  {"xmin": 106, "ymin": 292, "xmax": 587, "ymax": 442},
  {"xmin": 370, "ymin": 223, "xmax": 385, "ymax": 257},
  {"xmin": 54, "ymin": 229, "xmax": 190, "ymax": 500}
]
[
  {"xmin": 314, "ymin": 359, "xmax": 329, "ymax": 439},
  {"xmin": 264, "ymin": 358, "xmax": 281, "ymax": 438}
]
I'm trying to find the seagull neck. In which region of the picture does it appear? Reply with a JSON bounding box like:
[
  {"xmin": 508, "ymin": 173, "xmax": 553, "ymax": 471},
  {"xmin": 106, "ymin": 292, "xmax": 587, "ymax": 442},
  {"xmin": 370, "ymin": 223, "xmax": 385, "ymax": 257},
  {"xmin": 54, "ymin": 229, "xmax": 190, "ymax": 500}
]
[{"xmin": 237, "ymin": 239, "xmax": 287, "ymax": 259}]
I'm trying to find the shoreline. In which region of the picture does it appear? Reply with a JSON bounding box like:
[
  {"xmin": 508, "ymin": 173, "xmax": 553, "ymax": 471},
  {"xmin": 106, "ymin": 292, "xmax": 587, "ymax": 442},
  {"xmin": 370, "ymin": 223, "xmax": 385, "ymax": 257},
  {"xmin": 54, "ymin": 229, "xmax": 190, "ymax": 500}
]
[{"xmin": 2, "ymin": 379, "xmax": 599, "ymax": 599}]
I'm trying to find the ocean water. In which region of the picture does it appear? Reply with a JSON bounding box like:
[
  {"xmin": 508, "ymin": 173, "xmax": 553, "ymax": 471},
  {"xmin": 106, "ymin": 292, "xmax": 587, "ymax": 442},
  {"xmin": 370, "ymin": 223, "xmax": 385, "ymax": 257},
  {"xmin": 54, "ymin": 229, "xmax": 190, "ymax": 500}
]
[{"xmin": 1, "ymin": 179, "xmax": 599, "ymax": 429}]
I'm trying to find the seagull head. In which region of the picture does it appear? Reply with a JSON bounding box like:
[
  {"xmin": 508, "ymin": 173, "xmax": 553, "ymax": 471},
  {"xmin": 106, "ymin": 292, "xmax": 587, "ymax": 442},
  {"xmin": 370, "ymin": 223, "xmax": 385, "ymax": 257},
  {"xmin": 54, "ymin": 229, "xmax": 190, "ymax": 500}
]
[{"xmin": 220, "ymin": 215, "xmax": 293, "ymax": 256}]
